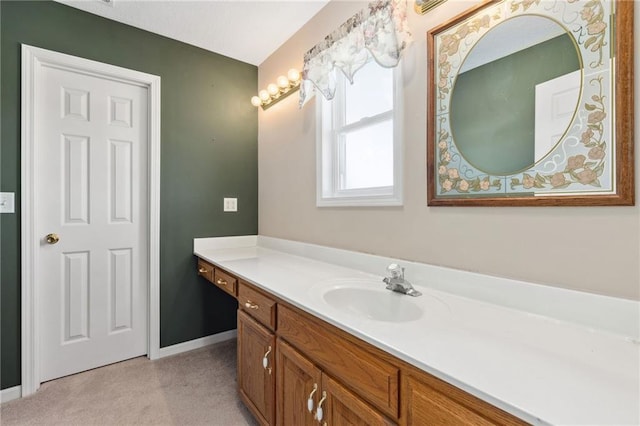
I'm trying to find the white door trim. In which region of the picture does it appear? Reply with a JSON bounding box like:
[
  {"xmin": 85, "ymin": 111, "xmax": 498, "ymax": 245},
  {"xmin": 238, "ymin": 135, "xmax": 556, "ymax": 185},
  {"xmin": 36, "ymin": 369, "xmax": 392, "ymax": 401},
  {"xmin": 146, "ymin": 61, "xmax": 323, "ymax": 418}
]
[{"xmin": 20, "ymin": 44, "xmax": 161, "ymax": 397}]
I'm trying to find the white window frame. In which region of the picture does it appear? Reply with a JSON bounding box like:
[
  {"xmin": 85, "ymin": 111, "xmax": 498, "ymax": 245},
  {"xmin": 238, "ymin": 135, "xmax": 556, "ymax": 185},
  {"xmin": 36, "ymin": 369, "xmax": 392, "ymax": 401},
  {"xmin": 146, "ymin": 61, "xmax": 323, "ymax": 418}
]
[{"xmin": 316, "ymin": 62, "xmax": 404, "ymax": 207}]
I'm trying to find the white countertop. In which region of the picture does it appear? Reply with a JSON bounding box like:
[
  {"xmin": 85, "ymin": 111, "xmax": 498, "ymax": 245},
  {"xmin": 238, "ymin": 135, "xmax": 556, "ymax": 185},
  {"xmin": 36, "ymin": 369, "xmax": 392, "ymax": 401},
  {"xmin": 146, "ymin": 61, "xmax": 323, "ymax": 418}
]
[{"xmin": 194, "ymin": 236, "xmax": 640, "ymax": 425}]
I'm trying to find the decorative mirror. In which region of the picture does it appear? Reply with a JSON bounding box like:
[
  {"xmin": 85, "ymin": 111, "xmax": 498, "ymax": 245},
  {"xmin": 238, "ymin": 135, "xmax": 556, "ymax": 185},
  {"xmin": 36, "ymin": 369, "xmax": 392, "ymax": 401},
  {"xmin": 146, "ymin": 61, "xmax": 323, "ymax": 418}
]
[{"xmin": 427, "ymin": 0, "xmax": 634, "ymax": 206}]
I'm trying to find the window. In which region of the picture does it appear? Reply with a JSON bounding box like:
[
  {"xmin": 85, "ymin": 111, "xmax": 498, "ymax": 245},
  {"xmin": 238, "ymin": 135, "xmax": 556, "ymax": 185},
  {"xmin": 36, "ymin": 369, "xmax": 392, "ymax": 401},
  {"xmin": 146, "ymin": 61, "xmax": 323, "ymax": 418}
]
[{"xmin": 316, "ymin": 60, "xmax": 403, "ymax": 206}]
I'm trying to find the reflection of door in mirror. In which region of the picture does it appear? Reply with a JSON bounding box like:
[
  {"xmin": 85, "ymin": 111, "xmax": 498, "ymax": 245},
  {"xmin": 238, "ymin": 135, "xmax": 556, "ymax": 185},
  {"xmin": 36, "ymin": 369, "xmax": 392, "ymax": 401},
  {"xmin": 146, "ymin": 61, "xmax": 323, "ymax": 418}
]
[{"xmin": 534, "ymin": 70, "xmax": 581, "ymax": 162}]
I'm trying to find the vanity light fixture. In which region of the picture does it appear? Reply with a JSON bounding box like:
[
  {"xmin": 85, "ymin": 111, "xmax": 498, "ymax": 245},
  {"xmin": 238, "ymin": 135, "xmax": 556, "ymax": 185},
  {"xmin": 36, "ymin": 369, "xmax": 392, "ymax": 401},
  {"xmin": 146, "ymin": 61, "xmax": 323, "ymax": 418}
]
[
  {"xmin": 251, "ymin": 68, "xmax": 301, "ymax": 110},
  {"xmin": 414, "ymin": 0, "xmax": 447, "ymax": 15}
]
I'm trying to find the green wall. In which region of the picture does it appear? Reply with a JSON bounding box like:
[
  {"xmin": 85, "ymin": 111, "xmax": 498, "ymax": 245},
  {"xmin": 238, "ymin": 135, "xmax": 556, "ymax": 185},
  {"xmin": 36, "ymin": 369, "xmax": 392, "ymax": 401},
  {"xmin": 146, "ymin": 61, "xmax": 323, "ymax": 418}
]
[
  {"xmin": 1, "ymin": 0, "xmax": 258, "ymax": 389},
  {"xmin": 450, "ymin": 34, "xmax": 580, "ymax": 175}
]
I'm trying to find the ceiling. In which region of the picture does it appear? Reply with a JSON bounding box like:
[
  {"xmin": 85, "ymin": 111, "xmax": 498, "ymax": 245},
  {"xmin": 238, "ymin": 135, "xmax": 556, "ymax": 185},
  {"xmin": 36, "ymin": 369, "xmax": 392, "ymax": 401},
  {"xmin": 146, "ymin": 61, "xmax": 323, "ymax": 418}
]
[
  {"xmin": 54, "ymin": 0, "xmax": 331, "ymax": 66},
  {"xmin": 459, "ymin": 16, "xmax": 565, "ymax": 73}
]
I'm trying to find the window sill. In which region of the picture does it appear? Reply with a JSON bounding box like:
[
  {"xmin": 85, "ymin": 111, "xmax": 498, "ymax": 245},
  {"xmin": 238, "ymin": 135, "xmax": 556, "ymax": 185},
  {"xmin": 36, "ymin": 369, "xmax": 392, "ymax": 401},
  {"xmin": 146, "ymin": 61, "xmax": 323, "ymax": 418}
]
[{"xmin": 316, "ymin": 195, "xmax": 403, "ymax": 207}]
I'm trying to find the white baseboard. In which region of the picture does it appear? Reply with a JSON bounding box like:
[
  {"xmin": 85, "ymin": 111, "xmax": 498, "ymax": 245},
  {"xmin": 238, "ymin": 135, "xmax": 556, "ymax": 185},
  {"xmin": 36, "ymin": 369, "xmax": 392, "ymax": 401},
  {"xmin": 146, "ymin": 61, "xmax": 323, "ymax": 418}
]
[
  {"xmin": 157, "ymin": 329, "xmax": 237, "ymax": 359},
  {"xmin": 1, "ymin": 386, "xmax": 22, "ymax": 403}
]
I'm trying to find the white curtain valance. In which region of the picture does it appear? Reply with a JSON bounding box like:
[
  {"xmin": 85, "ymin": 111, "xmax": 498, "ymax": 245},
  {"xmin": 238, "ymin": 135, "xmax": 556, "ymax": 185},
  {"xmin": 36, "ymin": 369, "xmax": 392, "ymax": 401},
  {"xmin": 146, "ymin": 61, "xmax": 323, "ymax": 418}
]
[{"xmin": 299, "ymin": 0, "xmax": 412, "ymax": 108}]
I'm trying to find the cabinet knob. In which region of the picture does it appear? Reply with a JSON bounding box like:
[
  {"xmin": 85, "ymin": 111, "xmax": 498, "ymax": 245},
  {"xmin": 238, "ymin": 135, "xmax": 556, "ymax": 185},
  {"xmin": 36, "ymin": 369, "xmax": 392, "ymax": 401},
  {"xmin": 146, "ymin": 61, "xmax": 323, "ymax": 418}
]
[
  {"xmin": 216, "ymin": 278, "xmax": 228, "ymax": 286},
  {"xmin": 307, "ymin": 383, "xmax": 318, "ymax": 413},
  {"xmin": 198, "ymin": 267, "xmax": 208, "ymax": 274}
]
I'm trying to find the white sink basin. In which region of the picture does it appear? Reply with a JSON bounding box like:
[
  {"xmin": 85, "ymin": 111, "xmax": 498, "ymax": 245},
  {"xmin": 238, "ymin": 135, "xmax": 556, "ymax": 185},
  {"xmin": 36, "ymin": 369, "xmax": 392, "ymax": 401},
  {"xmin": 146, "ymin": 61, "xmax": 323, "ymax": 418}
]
[
  {"xmin": 323, "ymin": 286, "xmax": 423, "ymax": 322},
  {"xmin": 312, "ymin": 278, "xmax": 447, "ymax": 323}
]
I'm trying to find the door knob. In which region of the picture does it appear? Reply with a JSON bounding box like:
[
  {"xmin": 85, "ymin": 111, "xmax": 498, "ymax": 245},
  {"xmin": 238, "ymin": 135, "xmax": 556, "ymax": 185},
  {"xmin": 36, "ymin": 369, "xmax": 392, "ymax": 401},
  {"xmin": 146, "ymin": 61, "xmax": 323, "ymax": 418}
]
[{"xmin": 45, "ymin": 233, "xmax": 60, "ymax": 244}]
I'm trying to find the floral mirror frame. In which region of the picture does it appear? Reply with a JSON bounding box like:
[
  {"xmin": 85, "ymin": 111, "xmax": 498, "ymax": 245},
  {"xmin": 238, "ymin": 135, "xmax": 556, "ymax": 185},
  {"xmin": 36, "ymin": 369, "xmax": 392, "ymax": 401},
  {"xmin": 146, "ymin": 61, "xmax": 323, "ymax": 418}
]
[{"xmin": 427, "ymin": 0, "xmax": 634, "ymax": 206}]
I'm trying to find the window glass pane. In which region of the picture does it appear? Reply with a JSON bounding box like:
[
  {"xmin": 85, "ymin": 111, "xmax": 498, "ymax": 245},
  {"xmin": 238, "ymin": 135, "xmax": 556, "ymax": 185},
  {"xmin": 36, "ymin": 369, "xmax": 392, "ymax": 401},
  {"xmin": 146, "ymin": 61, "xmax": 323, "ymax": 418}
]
[
  {"xmin": 342, "ymin": 120, "xmax": 393, "ymax": 190},
  {"xmin": 345, "ymin": 62, "xmax": 393, "ymax": 125}
]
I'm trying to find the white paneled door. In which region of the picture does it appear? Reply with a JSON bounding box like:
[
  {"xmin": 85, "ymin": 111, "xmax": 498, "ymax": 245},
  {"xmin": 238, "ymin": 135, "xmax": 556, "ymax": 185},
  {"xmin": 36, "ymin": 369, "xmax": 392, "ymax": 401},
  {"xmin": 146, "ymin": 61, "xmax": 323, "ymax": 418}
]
[
  {"xmin": 36, "ymin": 64, "xmax": 149, "ymax": 382},
  {"xmin": 534, "ymin": 69, "xmax": 581, "ymax": 162}
]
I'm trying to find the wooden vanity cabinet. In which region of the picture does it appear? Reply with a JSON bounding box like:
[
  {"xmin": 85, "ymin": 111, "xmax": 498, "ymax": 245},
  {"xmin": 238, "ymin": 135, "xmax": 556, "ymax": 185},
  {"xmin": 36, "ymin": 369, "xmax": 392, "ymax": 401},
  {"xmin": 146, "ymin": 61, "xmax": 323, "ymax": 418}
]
[
  {"xmin": 276, "ymin": 339, "xmax": 393, "ymax": 426},
  {"xmin": 237, "ymin": 310, "xmax": 275, "ymax": 426},
  {"xmin": 196, "ymin": 257, "xmax": 526, "ymax": 426}
]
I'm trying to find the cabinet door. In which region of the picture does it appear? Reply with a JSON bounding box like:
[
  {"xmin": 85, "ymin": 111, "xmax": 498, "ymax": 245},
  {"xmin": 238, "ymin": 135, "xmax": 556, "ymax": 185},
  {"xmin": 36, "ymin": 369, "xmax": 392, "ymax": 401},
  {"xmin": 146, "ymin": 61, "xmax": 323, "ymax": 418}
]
[
  {"xmin": 238, "ymin": 310, "xmax": 275, "ymax": 425},
  {"xmin": 276, "ymin": 340, "xmax": 322, "ymax": 426},
  {"xmin": 322, "ymin": 375, "xmax": 395, "ymax": 426}
]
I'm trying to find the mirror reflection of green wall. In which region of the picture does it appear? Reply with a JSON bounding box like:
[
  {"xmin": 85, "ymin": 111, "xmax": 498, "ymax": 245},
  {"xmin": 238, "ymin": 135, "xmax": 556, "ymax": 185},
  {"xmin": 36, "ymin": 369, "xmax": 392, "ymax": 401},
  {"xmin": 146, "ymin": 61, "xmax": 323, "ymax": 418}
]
[{"xmin": 450, "ymin": 19, "xmax": 580, "ymax": 176}]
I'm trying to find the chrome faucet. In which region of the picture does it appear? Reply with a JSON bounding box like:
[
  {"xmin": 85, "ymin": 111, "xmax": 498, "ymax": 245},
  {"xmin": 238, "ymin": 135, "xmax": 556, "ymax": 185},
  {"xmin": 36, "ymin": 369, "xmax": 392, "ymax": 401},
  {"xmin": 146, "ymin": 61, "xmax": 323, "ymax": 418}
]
[{"xmin": 382, "ymin": 263, "xmax": 421, "ymax": 297}]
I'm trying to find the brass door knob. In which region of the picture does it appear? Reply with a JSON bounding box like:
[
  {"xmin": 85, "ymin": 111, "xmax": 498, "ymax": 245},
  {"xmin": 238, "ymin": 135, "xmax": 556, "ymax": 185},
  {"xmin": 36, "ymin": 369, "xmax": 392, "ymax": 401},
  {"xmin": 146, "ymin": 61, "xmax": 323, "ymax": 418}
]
[{"xmin": 45, "ymin": 233, "xmax": 60, "ymax": 244}]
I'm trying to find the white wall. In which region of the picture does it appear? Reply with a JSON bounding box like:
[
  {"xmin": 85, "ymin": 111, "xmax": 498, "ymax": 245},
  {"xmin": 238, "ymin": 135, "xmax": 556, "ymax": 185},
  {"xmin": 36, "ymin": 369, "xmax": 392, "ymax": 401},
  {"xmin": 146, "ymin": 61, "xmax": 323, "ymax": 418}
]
[{"xmin": 257, "ymin": 1, "xmax": 640, "ymax": 300}]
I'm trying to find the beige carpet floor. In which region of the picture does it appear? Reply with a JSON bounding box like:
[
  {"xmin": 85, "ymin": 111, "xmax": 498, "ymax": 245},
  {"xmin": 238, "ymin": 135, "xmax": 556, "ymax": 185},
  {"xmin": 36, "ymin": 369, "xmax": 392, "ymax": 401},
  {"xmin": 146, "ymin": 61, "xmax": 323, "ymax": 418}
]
[{"xmin": 0, "ymin": 339, "xmax": 257, "ymax": 426}]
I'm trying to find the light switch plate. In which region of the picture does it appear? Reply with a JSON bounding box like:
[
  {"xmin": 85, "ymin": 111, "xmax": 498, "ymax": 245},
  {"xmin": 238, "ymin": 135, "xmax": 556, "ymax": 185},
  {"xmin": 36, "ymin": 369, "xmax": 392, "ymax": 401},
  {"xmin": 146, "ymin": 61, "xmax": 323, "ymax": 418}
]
[
  {"xmin": 223, "ymin": 198, "xmax": 237, "ymax": 212},
  {"xmin": 0, "ymin": 192, "xmax": 15, "ymax": 213}
]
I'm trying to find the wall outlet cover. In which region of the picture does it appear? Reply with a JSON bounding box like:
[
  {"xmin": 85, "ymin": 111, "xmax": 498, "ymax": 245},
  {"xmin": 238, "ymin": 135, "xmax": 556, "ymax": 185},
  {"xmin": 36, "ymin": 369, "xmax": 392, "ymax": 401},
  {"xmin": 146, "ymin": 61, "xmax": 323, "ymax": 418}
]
[
  {"xmin": 223, "ymin": 197, "xmax": 237, "ymax": 212},
  {"xmin": 0, "ymin": 192, "xmax": 15, "ymax": 213}
]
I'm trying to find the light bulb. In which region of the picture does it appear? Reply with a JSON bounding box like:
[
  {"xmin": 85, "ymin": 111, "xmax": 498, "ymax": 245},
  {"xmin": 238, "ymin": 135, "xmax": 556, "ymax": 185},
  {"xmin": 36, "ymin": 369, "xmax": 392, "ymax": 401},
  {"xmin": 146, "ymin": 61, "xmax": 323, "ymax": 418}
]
[
  {"xmin": 277, "ymin": 75, "xmax": 289, "ymax": 89},
  {"xmin": 287, "ymin": 68, "xmax": 300, "ymax": 82},
  {"xmin": 251, "ymin": 96, "xmax": 262, "ymax": 107},
  {"xmin": 267, "ymin": 83, "xmax": 279, "ymax": 96},
  {"xmin": 259, "ymin": 90, "xmax": 270, "ymax": 101}
]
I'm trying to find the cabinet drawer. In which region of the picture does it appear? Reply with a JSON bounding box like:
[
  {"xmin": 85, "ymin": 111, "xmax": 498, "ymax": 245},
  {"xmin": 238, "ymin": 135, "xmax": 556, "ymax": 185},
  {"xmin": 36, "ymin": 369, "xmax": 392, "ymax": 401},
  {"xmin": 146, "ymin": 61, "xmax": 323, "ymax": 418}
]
[
  {"xmin": 402, "ymin": 373, "xmax": 525, "ymax": 426},
  {"xmin": 277, "ymin": 304, "xmax": 399, "ymax": 419},
  {"xmin": 238, "ymin": 282, "xmax": 276, "ymax": 330},
  {"xmin": 213, "ymin": 268, "xmax": 237, "ymax": 296},
  {"xmin": 197, "ymin": 258, "xmax": 214, "ymax": 282}
]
